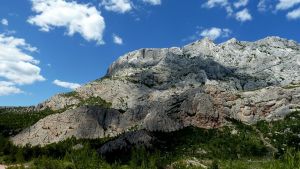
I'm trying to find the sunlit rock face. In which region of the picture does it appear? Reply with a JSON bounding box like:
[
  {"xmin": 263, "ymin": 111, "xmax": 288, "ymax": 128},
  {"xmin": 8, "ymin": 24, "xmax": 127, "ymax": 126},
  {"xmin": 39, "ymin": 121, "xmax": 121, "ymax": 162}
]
[{"xmin": 12, "ymin": 37, "xmax": 300, "ymax": 146}]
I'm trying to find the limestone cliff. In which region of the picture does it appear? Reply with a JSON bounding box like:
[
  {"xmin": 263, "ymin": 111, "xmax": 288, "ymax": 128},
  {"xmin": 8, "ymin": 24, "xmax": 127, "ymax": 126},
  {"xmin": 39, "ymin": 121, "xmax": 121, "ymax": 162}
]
[{"xmin": 12, "ymin": 37, "xmax": 300, "ymax": 146}]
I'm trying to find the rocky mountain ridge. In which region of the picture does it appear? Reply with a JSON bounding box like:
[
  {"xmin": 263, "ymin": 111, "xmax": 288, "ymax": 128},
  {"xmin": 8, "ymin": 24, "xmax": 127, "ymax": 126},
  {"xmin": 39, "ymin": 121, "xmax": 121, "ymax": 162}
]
[{"xmin": 11, "ymin": 36, "xmax": 300, "ymax": 146}]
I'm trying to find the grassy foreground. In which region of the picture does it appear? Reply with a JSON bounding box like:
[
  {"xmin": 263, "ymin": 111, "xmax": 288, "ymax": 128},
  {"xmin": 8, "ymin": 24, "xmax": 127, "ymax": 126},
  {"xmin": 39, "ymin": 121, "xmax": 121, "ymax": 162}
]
[{"xmin": 0, "ymin": 109, "xmax": 299, "ymax": 169}]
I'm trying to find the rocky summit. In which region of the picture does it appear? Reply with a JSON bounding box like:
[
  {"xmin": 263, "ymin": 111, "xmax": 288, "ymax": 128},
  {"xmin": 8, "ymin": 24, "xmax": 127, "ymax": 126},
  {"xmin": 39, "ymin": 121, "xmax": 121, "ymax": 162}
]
[{"xmin": 11, "ymin": 36, "xmax": 300, "ymax": 146}]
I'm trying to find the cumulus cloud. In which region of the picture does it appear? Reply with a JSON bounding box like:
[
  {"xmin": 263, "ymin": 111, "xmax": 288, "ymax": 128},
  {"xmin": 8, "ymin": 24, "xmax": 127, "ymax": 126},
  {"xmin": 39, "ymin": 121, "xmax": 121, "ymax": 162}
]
[
  {"xmin": 1, "ymin": 18, "xmax": 8, "ymax": 26},
  {"xmin": 234, "ymin": 0, "xmax": 249, "ymax": 8},
  {"xmin": 112, "ymin": 34, "xmax": 123, "ymax": 45},
  {"xmin": 143, "ymin": 0, "xmax": 161, "ymax": 5},
  {"xmin": 101, "ymin": 0, "xmax": 132, "ymax": 13},
  {"xmin": 53, "ymin": 80, "xmax": 81, "ymax": 90},
  {"xmin": 235, "ymin": 8, "xmax": 252, "ymax": 22},
  {"xmin": 0, "ymin": 34, "xmax": 44, "ymax": 85},
  {"xmin": 0, "ymin": 34, "xmax": 45, "ymax": 95},
  {"xmin": 0, "ymin": 81, "xmax": 23, "ymax": 96},
  {"xmin": 200, "ymin": 27, "xmax": 231, "ymax": 40},
  {"xmin": 287, "ymin": 7, "xmax": 300, "ymax": 19},
  {"xmin": 276, "ymin": 0, "xmax": 300, "ymax": 10},
  {"xmin": 28, "ymin": 0, "xmax": 105, "ymax": 44}
]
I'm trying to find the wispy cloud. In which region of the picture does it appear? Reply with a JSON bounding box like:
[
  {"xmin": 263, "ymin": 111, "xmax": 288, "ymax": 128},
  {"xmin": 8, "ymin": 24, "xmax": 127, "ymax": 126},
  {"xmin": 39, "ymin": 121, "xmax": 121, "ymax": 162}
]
[
  {"xmin": 113, "ymin": 34, "xmax": 123, "ymax": 45},
  {"xmin": 0, "ymin": 81, "xmax": 23, "ymax": 96},
  {"xmin": 235, "ymin": 8, "xmax": 252, "ymax": 22},
  {"xmin": 234, "ymin": 0, "xmax": 249, "ymax": 8},
  {"xmin": 202, "ymin": 0, "xmax": 252, "ymax": 22},
  {"xmin": 53, "ymin": 80, "xmax": 81, "ymax": 90},
  {"xmin": 101, "ymin": 0, "xmax": 133, "ymax": 13},
  {"xmin": 257, "ymin": 0, "xmax": 300, "ymax": 20},
  {"xmin": 184, "ymin": 26, "xmax": 232, "ymax": 42},
  {"xmin": 143, "ymin": 0, "xmax": 161, "ymax": 5},
  {"xmin": 287, "ymin": 7, "xmax": 300, "ymax": 19},
  {"xmin": 200, "ymin": 27, "xmax": 231, "ymax": 40},
  {"xmin": 202, "ymin": 0, "xmax": 233, "ymax": 16},
  {"xmin": 1, "ymin": 18, "xmax": 8, "ymax": 26},
  {"xmin": 276, "ymin": 0, "xmax": 300, "ymax": 10}
]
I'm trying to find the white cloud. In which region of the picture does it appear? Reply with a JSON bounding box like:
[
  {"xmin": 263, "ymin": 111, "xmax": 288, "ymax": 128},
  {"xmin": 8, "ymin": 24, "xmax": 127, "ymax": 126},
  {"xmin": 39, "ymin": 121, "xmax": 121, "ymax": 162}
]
[
  {"xmin": 276, "ymin": 0, "xmax": 300, "ymax": 10},
  {"xmin": 234, "ymin": 0, "xmax": 249, "ymax": 8},
  {"xmin": 28, "ymin": 0, "xmax": 105, "ymax": 44},
  {"xmin": 287, "ymin": 7, "xmax": 300, "ymax": 19},
  {"xmin": 3, "ymin": 30, "xmax": 16, "ymax": 35},
  {"xmin": 142, "ymin": 0, "xmax": 161, "ymax": 5},
  {"xmin": 202, "ymin": 0, "xmax": 233, "ymax": 15},
  {"xmin": 101, "ymin": 0, "xmax": 132, "ymax": 13},
  {"xmin": 53, "ymin": 79, "xmax": 81, "ymax": 90},
  {"xmin": 257, "ymin": 0, "xmax": 272, "ymax": 12},
  {"xmin": 235, "ymin": 8, "xmax": 252, "ymax": 22},
  {"xmin": 200, "ymin": 27, "xmax": 231, "ymax": 40},
  {"xmin": 203, "ymin": 0, "xmax": 228, "ymax": 8},
  {"xmin": 0, "ymin": 34, "xmax": 45, "ymax": 85},
  {"xmin": 112, "ymin": 34, "xmax": 123, "ymax": 45},
  {"xmin": 0, "ymin": 34, "xmax": 45, "ymax": 96},
  {"xmin": 0, "ymin": 81, "xmax": 23, "ymax": 96},
  {"xmin": 1, "ymin": 18, "xmax": 8, "ymax": 26}
]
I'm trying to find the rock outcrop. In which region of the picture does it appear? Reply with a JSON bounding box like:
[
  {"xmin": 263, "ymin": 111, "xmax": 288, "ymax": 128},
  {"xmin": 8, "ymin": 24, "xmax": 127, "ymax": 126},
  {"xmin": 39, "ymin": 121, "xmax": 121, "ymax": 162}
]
[{"xmin": 11, "ymin": 37, "xmax": 300, "ymax": 146}]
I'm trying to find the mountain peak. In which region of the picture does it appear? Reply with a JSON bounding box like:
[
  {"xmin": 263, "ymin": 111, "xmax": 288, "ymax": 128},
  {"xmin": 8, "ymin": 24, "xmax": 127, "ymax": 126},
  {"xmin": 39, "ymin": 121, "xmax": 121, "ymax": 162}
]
[{"xmin": 11, "ymin": 37, "xmax": 300, "ymax": 146}]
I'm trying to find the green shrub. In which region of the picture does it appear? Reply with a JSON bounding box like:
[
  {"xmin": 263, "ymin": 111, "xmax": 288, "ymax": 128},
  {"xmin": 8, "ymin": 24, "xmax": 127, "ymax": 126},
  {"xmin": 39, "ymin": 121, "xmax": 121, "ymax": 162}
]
[{"xmin": 78, "ymin": 97, "xmax": 112, "ymax": 108}]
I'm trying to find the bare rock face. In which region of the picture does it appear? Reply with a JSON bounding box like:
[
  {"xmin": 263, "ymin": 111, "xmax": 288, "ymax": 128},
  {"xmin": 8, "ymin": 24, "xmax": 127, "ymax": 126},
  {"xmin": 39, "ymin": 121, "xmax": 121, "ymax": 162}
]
[
  {"xmin": 12, "ymin": 37, "xmax": 300, "ymax": 146},
  {"xmin": 12, "ymin": 106, "xmax": 124, "ymax": 146}
]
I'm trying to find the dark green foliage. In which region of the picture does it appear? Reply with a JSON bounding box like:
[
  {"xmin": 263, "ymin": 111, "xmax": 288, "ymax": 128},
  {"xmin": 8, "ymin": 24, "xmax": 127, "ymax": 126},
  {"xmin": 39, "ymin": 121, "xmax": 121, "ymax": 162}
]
[
  {"xmin": 153, "ymin": 126, "xmax": 268, "ymax": 161},
  {"xmin": 210, "ymin": 160, "xmax": 219, "ymax": 169},
  {"xmin": 256, "ymin": 111, "xmax": 300, "ymax": 154},
  {"xmin": 0, "ymin": 108, "xmax": 56, "ymax": 136},
  {"xmin": 0, "ymin": 111, "xmax": 299, "ymax": 168},
  {"xmin": 61, "ymin": 91, "xmax": 80, "ymax": 98},
  {"xmin": 61, "ymin": 90, "xmax": 112, "ymax": 109},
  {"xmin": 78, "ymin": 97, "xmax": 112, "ymax": 108}
]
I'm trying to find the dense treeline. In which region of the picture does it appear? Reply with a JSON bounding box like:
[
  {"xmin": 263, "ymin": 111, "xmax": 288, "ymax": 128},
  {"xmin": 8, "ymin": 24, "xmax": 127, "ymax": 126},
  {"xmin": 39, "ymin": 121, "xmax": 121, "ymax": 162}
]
[
  {"xmin": 0, "ymin": 109, "xmax": 56, "ymax": 137},
  {"xmin": 0, "ymin": 110, "xmax": 299, "ymax": 169}
]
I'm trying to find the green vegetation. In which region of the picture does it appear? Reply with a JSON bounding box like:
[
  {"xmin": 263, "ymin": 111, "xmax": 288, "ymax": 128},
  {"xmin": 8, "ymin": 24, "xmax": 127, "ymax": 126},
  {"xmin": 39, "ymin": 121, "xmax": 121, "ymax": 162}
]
[
  {"xmin": 61, "ymin": 91, "xmax": 80, "ymax": 98},
  {"xmin": 0, "ymin": 111, "xmax": 299, "ymax": 169},
  {"xmin": 0, "ymin": 108, "xmax": 57, "ymax": 137},
  {"xmin": 282, "ymin": 83, "xmax": 300, "ymax": 89},
  {"xmin": 61, "ymin": 91, "xmax": 112, "ymax": 108},
  {"xmin": 78, "ymin": 96, "xmax": 112, "ymax": 108},
  {"xmin": 256, "ymin": 111, "xmax": 300, "ymax": 155}
]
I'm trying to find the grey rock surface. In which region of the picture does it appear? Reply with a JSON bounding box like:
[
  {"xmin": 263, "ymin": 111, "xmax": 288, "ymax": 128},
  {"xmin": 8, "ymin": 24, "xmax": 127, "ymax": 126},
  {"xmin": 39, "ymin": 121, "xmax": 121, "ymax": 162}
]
[{"xmin": 12, "ymin": 37, "xmax": 300, "ymax": 146}]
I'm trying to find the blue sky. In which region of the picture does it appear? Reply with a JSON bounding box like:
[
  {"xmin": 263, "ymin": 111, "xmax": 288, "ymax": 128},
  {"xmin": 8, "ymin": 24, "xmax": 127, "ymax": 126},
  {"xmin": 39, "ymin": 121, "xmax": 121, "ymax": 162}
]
[{"xmin": 0, "ymin": 0, "xmax": 299, "ymax": 106}]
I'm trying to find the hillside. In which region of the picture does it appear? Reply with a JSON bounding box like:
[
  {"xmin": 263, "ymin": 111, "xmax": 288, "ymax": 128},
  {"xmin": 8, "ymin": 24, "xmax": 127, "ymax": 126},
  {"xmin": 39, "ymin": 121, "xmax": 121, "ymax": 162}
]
[{"xmin": 0, "ymin": 37, "xmax": 299, "ymax": 169}]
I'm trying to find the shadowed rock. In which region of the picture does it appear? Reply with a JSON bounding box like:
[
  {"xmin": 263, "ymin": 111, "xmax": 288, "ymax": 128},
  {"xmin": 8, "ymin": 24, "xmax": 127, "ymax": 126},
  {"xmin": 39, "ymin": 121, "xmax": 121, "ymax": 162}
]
[
  {"xmin": 11, "ymin": 37, "xmax": 300, "ymax": 146},
  {"xmin": 98, "ymin": 130, "xmax": 154, "ymax": 155}
]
